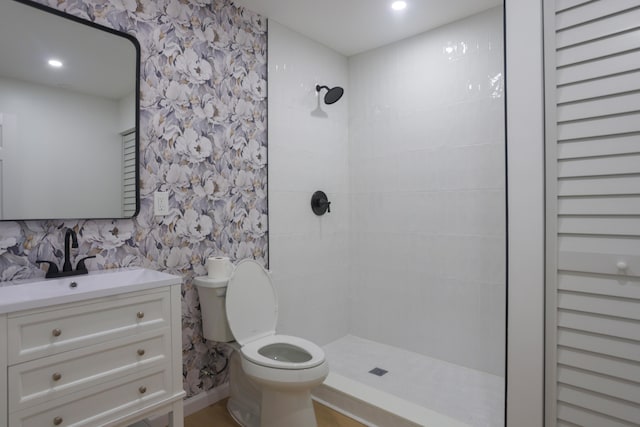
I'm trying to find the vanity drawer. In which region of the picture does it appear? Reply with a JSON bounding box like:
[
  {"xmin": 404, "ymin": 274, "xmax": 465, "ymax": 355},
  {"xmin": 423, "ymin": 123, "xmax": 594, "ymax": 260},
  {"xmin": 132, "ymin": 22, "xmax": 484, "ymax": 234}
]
[
  {"xmin": 7, "ymin": 290, "xmax": 170, "ymax": 364},
  {"xmin": 9, "ymin": 328, "xmax": 171, "ymax": 412},
  {"xmin": 9, "ymin": 366, "xmax": 171, "ymax": 427}
]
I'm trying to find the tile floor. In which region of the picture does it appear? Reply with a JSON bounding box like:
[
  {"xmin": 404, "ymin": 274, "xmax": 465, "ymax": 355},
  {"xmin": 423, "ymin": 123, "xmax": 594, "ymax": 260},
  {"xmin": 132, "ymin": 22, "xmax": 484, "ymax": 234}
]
[{"xmin": 323, "ymin": 335, "xmax": 505, "ymax": 427}]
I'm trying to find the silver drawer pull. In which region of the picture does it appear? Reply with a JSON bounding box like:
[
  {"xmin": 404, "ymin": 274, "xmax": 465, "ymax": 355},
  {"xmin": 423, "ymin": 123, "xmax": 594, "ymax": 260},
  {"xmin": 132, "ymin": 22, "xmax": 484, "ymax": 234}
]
[
  {"xmin": 136, "ymin": 311, "xmax": 145, "ymax": 319},
  {"xmin": 53, "ymin": 416, "xmax": 63, "ymax": 425},
  {"xmin": 137, "ymin": 348, "xmax": 145, "ymax": 356},
  {"xmin": 52, "ymin": 328, "xmax": 62, "ymax": 337},
  {"xmin": 139, "ymin": 385, "xmax": 147, "ymax": 394},
  {"xmin": 52, "ymin": 372, "xmax": 62, "ymax": 382}
]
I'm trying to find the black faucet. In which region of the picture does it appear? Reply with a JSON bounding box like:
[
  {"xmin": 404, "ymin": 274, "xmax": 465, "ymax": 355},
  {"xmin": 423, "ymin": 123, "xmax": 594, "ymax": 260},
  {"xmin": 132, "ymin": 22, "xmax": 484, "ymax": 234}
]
[
  {"xmin": 63, "ymin": 228, "xmax": 78, "ymax": 272},
  {"xmin": 36, "ymin": 228, "xmax": 95, "ymax": 279}
]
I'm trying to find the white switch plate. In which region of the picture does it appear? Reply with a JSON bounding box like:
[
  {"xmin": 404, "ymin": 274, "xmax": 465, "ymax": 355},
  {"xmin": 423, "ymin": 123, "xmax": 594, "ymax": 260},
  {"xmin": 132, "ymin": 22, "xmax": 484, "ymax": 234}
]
[{"xmin": 154, "ymin": 191, "xmax": 169, "ymax": 215}]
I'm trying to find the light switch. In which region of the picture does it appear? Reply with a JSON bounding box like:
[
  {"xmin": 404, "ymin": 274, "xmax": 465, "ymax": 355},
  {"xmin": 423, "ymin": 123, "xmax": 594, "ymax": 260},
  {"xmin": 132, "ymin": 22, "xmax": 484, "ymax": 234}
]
[{"xmin": 154, "ymin": 191, "xmax": 169, "ymax": 215}]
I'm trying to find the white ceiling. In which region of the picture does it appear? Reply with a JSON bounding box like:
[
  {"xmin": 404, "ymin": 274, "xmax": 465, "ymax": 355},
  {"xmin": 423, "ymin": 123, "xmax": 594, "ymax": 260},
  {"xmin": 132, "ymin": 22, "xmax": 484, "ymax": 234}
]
[
  {"xmin": 0, "ymin": 1, "xmax": 135, "ymax": 100},
  {"xmin": 232, "ymin": 0, "xmax": 502, "ymax": 56}
]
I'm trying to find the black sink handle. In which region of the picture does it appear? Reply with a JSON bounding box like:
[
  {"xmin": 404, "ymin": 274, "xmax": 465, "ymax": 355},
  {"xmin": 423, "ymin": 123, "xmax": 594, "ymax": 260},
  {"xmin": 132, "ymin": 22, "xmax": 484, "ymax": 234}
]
[
  {"xmin": 76, "ymin": 256, "xmax": 96, "ymax": 272},
  {"xmin": 36, "ymin": 260, "xmax": 59, "ymax": 276}
]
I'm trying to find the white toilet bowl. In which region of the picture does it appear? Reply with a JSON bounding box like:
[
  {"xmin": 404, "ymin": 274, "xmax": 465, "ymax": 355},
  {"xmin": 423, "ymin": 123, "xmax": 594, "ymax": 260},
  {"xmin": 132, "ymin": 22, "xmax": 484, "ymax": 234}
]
[
  {"xmin": 239, "ymin": 335, "xmax": 328, "ymax": 427},
  {"xmin": 196, "ymin": 259, "xmax": 328, "ymax": 427}
]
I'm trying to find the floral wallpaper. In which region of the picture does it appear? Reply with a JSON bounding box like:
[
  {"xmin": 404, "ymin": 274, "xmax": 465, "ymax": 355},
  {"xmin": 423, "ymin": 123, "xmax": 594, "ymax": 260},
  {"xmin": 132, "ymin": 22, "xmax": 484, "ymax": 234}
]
[{"xmin": 0, "ymin": 0, "xmax": 268, "ymax": 398}]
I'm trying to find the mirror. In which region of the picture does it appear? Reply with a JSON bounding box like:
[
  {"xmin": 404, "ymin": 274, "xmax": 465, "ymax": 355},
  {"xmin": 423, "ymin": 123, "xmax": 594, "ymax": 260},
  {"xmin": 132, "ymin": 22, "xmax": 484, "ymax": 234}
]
[{"xmin": 0, "ymin": 0, "xmax": 139, "ymax": 221}]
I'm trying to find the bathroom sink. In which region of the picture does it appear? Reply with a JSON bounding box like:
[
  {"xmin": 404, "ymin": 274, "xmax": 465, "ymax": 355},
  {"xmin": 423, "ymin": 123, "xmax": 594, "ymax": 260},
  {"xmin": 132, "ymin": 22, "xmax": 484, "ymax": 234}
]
[{"xmin": 0, "ymin": 267, "xmax": 180, "ymax": 314}]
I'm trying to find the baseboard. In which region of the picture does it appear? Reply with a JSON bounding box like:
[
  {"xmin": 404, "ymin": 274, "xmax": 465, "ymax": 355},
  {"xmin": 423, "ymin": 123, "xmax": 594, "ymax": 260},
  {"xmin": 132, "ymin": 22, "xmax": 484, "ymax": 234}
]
[{"xmin": 145, "ymin": 384, "xmax": 230, "ymax": 427}]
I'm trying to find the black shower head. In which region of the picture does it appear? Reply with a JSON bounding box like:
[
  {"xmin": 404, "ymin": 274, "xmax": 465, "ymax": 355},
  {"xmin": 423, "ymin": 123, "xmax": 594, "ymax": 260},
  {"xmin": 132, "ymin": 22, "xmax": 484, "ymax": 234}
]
[{"xmin": 316, "ymin": 84, "xmax": 344, "ymax": 105}]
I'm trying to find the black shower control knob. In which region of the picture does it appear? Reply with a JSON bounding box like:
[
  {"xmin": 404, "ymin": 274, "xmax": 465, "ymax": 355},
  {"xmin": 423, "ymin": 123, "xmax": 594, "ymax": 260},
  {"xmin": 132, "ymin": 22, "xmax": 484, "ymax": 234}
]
[{"xmin": 311, "ymin": 191, "xmax": 331, "ymax": 216}]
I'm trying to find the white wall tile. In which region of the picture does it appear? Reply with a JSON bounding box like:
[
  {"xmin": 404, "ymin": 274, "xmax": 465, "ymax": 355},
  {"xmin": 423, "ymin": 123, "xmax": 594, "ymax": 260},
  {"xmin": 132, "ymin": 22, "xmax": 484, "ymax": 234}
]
[
  {"xmin": 269, "ymin": 8, "xmax": 505, "ymax": 376},
  {"xmin": 347, "ymin": 8, "xmax": 505, "ymax": 376},
  {"xmin": 268, "ymin": 20, "xmax": 350, "ymax": 345}
]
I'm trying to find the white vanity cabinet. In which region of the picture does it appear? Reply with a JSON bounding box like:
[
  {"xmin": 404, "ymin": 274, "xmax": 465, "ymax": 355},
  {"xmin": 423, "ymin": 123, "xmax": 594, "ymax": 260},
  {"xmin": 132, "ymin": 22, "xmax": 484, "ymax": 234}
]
[{"xmin": 0, "ymin": 269, "xmax": 185, "ymax": 427}]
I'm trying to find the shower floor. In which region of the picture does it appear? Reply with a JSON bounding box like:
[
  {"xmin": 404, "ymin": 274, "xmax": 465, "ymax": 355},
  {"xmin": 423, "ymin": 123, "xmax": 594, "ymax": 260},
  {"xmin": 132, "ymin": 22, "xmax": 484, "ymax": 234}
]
[{"xmin": 321, "ymin": 335, "xmax": 504, "ymax": 427}]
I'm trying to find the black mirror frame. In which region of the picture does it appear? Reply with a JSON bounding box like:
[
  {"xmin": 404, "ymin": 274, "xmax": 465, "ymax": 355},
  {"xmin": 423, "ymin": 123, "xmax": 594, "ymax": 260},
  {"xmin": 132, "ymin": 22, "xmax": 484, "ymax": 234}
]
[{"xmin": 1, "ymin": 0, "xmax": 141, "ymax": 221}]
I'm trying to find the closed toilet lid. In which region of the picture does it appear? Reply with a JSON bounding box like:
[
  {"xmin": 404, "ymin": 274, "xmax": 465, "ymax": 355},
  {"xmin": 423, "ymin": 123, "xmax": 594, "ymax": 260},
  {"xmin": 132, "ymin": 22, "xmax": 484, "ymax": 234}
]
[{"xmin": 225, "ymin": 259, "xmax": 277, "ymax": 346}]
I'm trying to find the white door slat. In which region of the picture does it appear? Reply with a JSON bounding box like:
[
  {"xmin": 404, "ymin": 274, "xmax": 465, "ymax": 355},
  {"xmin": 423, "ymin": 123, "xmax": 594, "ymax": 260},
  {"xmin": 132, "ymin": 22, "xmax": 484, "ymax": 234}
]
[
  {"xmin": 557, "ymin": 113, "xmax": 640, "ymax": 141},
  {"xmin": 558, "ymin": 329, "xmax": 640, "ymax": 362},
  {"xmin": 556, "ymin": 0, "xmax": 640, "ymax": 30},
  {"xmin": 557, "ymin": 402, "xmax": 637, "ymax": 427},
  {"xmin": 558, "ymin": 175, "xmax": 640, "ymax": 196},
  {"xmin": 558, "ymin": 402, "xmax": 637, "ymax": 427},
  {"xmin": 557, "ymin": 384, "xmax": 640, "ymax": 424},
  {"xmin": 558, "ymin": 291, "xmax": 640, "ymax": 321},
  {"xmin": 557, "ymin": 92, "xmax": 640, "ymax": 122},
  {"xmin": 558, "ymin": 310, "xmax": 640, "ymax": 341},
  {"xmin": 557, "ymin": 8, "xmax": 640, "ymax": 48},
  {"xmin": 557, "ymin": 71, "xmax": 640, "ymax": 104},
  {"xmin": 557, "ymin": 49, "xmax": 640, "ymax": 86},
  {"xmin": 558, "ymin": 347, "xmax": 640, "ymax": 383},
  {"xmin": 558, "ymin": 215, "xmax": 640, "ymax": 236},
  {"xmin": 556, "ymin": 0, "xmax": 593, "ymax": 13},
  {"xmin": 559, "ymin": 236, "xmax": 640, "ymax": 257},
  {"xmin": 558, "ymin": 196, "xmax": 640, "ymax": 215},
  {"xmin": 558, "ymin": 251, "xmax": 640, "ymax": 278},
  {"xmin": 558, "ymin": 134, "xmax": 640, "ymax": 159},
  {"xmin": 559, "ymin": 271, "xmax": 640, "ymax": 299},
  {"xmin": 558, "ymin": 153, "xmax": 640, "ymax": 177},
  {"xmin": 557, "ymin": 29, "xmax": 640, "ymax": 67},
  {"xmin": 558, "ymin": 366, "xmax": 640, "ymax": 404}
]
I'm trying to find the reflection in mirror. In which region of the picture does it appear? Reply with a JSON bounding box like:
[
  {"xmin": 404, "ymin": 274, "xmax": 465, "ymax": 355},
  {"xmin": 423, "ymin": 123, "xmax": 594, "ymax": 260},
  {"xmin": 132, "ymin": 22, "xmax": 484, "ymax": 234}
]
[{"xmin": 0, "ymin": 0, "xmax": 139, "ymax": 220}]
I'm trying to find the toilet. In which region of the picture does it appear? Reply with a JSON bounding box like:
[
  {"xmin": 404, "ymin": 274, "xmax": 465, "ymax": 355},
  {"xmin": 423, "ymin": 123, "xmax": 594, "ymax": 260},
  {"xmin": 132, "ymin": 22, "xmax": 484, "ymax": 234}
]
[{"xmin": 195, "ymin": 259, "xmax": 329, "ymax": 427}]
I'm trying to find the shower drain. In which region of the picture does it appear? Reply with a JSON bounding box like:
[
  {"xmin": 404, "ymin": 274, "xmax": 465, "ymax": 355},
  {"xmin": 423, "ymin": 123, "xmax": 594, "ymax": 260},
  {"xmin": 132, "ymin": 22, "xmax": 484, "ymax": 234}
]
[{"xmin": 368, "ymin": 367, "xmax": 388, "ymax": 376}]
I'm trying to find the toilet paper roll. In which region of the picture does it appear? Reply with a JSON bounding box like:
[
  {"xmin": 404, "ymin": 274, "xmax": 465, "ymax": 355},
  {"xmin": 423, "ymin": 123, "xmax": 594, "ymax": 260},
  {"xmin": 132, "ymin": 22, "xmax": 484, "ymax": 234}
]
[{"xmin": 207, "ymin": 256, "xmax": 233, "ymax": 280}]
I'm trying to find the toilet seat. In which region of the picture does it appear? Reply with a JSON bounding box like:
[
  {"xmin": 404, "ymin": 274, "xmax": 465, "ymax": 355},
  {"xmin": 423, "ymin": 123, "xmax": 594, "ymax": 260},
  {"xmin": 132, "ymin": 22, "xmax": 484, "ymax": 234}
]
[
  {"xmin": 241, "ymin": 334, "xmax": 325, "ymax": 370},
  {"xmin": 226, "ymin": 260, "xmax": 326, "ymax": 371}
]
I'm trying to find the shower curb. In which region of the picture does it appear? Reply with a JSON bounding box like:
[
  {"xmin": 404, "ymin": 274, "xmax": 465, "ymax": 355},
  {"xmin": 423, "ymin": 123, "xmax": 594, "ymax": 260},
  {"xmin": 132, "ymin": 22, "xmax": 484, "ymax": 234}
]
[{"xmin": 313, "ymin": 372, "xmax": 470, "ymax": 427}]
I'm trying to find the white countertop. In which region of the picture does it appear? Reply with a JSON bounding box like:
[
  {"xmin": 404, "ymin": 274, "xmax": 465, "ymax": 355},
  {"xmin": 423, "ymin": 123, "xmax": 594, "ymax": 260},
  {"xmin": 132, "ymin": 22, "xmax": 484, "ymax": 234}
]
[{"xmin": 0, "ymin": 267, "xmax": 182, "ymax": 314}]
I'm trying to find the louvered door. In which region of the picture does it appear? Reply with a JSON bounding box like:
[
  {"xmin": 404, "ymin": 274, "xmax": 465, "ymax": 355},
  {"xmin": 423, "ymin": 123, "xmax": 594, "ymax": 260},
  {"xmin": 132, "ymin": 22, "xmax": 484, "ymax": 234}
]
[
  {"xmin": 544, "ymin": 1, "xmax": 640, "ymax": 426},
  {"xmin": 122, "ymin": 130, "xmax": 137, "ymax": 217}
]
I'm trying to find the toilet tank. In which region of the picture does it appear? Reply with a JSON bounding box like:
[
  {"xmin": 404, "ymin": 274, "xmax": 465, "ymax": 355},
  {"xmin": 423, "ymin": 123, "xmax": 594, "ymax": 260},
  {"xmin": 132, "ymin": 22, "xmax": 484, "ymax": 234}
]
[{"xmin": 194, "ymin": 277, "xmax": 234, "ymax": 342}]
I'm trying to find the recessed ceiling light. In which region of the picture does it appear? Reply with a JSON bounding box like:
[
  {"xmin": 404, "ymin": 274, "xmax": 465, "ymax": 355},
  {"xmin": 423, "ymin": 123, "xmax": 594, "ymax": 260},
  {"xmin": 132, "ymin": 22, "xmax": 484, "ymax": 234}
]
[
  {"xmin": 48, "ymin": 59, "xmax": 63, "ymax": 68},
  {"xmin": 391, "ymin": 1, "xmax": 407, "ymax": 11}
]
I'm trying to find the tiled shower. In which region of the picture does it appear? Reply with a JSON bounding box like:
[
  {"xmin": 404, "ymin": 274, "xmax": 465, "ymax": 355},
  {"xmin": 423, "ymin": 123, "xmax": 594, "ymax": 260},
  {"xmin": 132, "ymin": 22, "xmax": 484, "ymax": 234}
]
[{"xmin": 268, "ymin": 6, "xmax": 505, "ymax": 426}]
